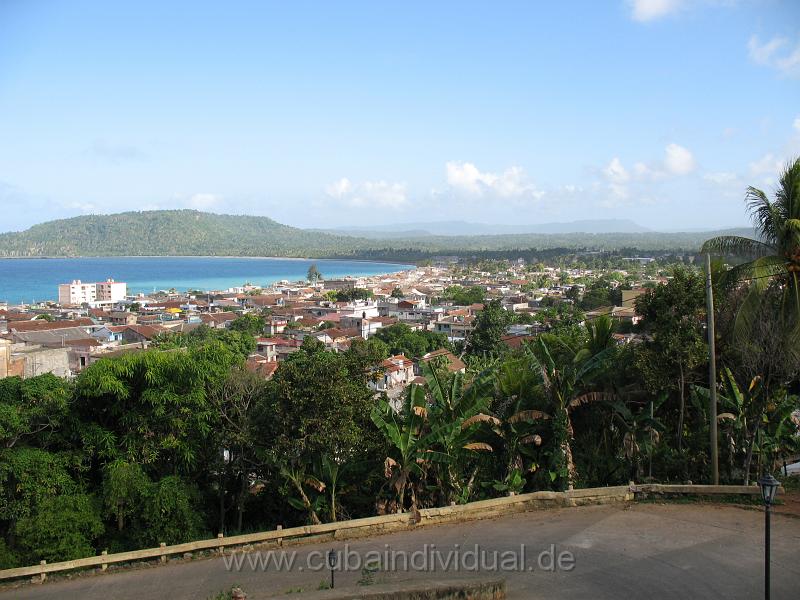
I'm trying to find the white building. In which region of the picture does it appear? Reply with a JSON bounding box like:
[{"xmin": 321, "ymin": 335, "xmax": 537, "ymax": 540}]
[{"xmin": 58, "ymin": 279, "xmax": 127, "ymax": 306}]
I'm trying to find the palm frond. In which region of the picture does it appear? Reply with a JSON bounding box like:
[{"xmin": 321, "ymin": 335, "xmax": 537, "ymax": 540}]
[
  {"xmin": 462, "ymin": 442, "xmax": 493, "ymax": 452},
  {"xmin": 700, "ymin": 235, "xmax": 773, "ymax": 259},
  {"xmin": 461, "ymin": 413, "xmax": 501, "ymax": 429},
  {"xmin": 508, "ymin": 409, "xmax": 551, "ymax": 423},
  {"xmin": 568, "ymin": 391, "xmax": 615, "ymax": 410}
]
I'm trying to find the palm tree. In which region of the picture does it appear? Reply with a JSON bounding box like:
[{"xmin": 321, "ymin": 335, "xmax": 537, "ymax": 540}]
[{"xmin": 702, "ymin": 157, "xmax": 800, "ymax": 336}]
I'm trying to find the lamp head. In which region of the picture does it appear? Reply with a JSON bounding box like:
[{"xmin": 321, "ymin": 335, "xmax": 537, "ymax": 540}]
[{"xmin": 758, "ymin": 474, "xmax": 780, "ymax": 506}]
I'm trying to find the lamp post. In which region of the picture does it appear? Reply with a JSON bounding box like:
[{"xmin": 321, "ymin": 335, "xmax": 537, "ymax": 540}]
[
  {"xmin": 327, "ymin": 549, "xmax": 337, "ymax": 589},
  {"xmin": 758, "ymin": 474, "xmax": 780, "ymax": 600}
]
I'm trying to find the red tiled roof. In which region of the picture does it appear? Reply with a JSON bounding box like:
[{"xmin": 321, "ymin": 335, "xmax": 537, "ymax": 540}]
[{"xmin": 10, "ymin": 318, "xmax": 94, "ymax": 332}]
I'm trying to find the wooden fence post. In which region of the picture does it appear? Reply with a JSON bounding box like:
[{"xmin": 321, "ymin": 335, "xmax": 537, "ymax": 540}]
[
  {"xmin": 101, "ymin": 550, "xmax": 108, "ymax": 571},
  {"xmin": 277, "ymin": 524, "xmax": 283, "ymax": 547},
  {"xmin": 159, "ymin": 542, "xmax": 167, "ymax": 563},
  {"xmin": 39, "ymin": 560, "xmax": 46, "ymax": 583},
  {"xmin": 217, "ymin": 533, "xmax": 224, "ymax": 555}
]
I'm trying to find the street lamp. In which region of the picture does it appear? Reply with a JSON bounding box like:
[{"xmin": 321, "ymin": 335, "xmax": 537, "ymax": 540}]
[
  {"xmin": 758, "ymin": 474, "xmax": 780, "ymax": 600},
  {"xmin": 327, "ymin": 549, "xmax": 337, "ymax": 589}
]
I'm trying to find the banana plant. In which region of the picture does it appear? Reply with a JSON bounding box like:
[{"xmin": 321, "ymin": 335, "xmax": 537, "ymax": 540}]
[
  {"xmin": 370, "ymin": 385, "xmax": 448, "ymax": 513},
  {"xmin": 610, "ymin": 396, "xmax": 666, "ymax": 482},
  {"xmin": 421, "ymin": 361, "xmax": 496, "ymax": 504},
  {"xmin": 526, "ymin": 337, "xmax": 616, "ymax": 490}
]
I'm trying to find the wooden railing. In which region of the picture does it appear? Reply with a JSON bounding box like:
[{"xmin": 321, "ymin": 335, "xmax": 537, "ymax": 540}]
[{"xmin": 0, "ymin": 483, "xmax": 773, "ymax": 583}]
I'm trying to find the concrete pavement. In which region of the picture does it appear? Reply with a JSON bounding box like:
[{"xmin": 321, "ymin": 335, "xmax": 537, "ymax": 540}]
[{"xmin": 2, "ymin": 502, "xmax": 798, "ymax": 599}]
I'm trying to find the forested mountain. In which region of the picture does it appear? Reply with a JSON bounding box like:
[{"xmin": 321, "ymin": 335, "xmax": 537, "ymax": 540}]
[{"xmin": 0, "ymin": 210, "xmax": 754, "ymax": 258}]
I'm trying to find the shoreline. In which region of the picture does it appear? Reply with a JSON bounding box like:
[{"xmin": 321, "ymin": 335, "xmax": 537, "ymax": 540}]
[
  {"xmin": 0, "ymin": 255, "xmax": 415, "ymax": 266},
  {"xmin": 0, "ymin": 258, "xmax": 417, "ymax": 305}
]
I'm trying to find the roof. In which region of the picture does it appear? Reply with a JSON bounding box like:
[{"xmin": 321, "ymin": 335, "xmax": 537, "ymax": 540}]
[
  {"xmin": 123, "ymin": 324, "xmax": 164, "ymax": 340},
  {"xmin": 500, "ymin": 334, "xmax": 536, "ymax": 350},
  {"xmin": 419, "ymin": 349, "xmax": 466, "ymax": 372},
  {"xmin": 13, "ymin": 327, "xmax": 101, "ymax": 347},
  {"xmin": 10, "ymin": 318, "xmax": 95, "ymax": 333},
  {"xmin": 246, "ymin": 356, "xmax": 279, "ymax": 379}
]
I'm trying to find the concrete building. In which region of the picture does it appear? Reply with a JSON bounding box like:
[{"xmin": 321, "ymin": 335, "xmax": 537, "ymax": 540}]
[
  {"xmin": 58, "ymin": 279, "xmax": 127, "ymax": 306},
  {"xmin": 0, "ymin": 341, "xmax": 71, "ymax": 379},
  {"xmin": 58, "ymin": 280, "xmax": 97, "ymax": 305}
]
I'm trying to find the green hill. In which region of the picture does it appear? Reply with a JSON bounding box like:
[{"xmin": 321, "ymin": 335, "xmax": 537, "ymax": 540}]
[
  {"xmin": 0, "ymin": 210, "xmax": 753, "ymax": 259},
  {"xmin": 0, "ymin": 210, "xmax": 367, "ymax": 258}
]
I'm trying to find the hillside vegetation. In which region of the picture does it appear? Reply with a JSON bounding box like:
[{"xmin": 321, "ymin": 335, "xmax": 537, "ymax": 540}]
[{"xmin": 0, "ymin": 210, "xmax": 752, "ymax": 258}]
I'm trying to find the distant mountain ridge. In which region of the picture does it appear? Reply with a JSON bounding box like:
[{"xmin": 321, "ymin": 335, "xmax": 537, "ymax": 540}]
[
  {"xmin": 327, "ymin": 219, "xmax": 651, "ymax": 237},
  {"xmin": 0, "ymin": 210, "xmax": 754, "ymax": 259}
]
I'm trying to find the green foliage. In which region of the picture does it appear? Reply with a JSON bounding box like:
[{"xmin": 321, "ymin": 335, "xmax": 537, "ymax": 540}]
[
  {"xmin": 441, "ymin": 285, "xmax": 485, "ymax": 306},
  {"xmin": 139, "ymin": 476, "xmax": 204, "ymax": 545},
  {"xmin": 0, "ymin": 448, "xmax": 81, "ymax": 523},
  {"xmin": 331, "ymin": 287, "xmax": 373, "ymax": 302},
  {"xmin": 229, "ymin": 313, "xmax": 265, "ymax": 337},
  {"xmin": 14, "ymin": 493, "xmax": 103, "ymax": 563},
  {"xmin": 264, "ymin": 343, "xmax": 380, "ymax": 465},
  {"xmin": 373, "ymin": 323, "xmax": 449, "ymax": 358},
  {"xmin": 75, "ymin": 347, "xmax": 235, "ymax": 469},
  {"xmin": 307, "ymin": 264, "xmax": 322, "ymax": 284},
  {"xmin": 703, "ymin": 157, "xmax": 800, "ymax": 339},
  {"xmin": 0, "ymin": 374, "xmax": 70, "ymax": 448},
  {"xmin": 467, "ymin": 300, "xmax": 511, "ymax": 355}
]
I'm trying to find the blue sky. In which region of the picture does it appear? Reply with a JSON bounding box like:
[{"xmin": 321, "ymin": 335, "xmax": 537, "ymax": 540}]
[{"xmin": 0, "ymin": 0, "xmax": 798, "ymax": 232}]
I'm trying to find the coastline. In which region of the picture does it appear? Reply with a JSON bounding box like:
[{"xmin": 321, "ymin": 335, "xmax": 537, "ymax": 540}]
[
  {"xmin": 0, "ymin": 255, "xmax": 416, "ymax": 266},
  {"xmin": 0, "ymin": 257, "xmax": 416, "ymax": 305}
]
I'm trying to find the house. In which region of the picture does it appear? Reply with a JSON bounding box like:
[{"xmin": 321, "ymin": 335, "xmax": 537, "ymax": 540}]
[
  {"xmin": 91, "ymin": 325, "xmax": 127, "ymax": 344},
  {"xmin": 312, "ymin": 327, "xmax": 361, "ymax": 350},
  {"xmin": 109, "ymin": 311, "xmax": 138, "ymax": 326},
  {"xmin": 200, "ymin": 312, "xmax": 240, "ymax": 329},
  {"xmin": 119, "ymin": 324, "xmax": 164, "ymax": 344},
  {"xmin": 370, "ymin": 354, "xmax": 415, "ymax": 396},
  {"xmin": 416, "ymin": 349, "xmax": 466, "ymax": 374},
  {"xmin": 246, "ymin": 355, "xmax": 279, "ymax": 380},
  {"xmin": 433, "ymin": 314, "xmax": 475, "ymax": 342},
  {"xmin": 255, "ymin": 338, "xmax": 278, "ymax": 362}
]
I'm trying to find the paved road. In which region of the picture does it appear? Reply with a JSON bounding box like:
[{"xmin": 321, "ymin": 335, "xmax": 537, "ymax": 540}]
[{"xmin": 2, "ymin": 503, "xmax": 798, "ymax": 599}]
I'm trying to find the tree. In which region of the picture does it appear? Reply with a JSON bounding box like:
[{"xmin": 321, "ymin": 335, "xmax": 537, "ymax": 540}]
[
  {"xmin": 229, "ymin": 313, "xmax": 265, "ymax": 337},
  {"xmin": 390, "ymin": 287, "xmax": 404, "ymax": 298},
  {"xmin": 467, "ymin": 300, "xmax": 511, "ymax": 355},
  {"xmin": 702, "ymin": 157, "xmax": 800, "ymax": 338},
  {"xmin": 0, "ymin": 374, "xmax": 70, "ymax": 449},
  {"xmin": 14, "ymin": 493, "xmax": 103, "ymax": 563},
  {"xmin": 442, "ymin": 286, "xmax": 485, "ymax": 306},
  {"xmin": 75, "ymin": 344, "xmax": 238, "ymax": 472},
  {"xmin": 634, "ymin": 269, "xmax": 707, "ymax": 454},
  {"xmin": 307, "ymin": 264, "xmax": 322, "ymax": 284},
  {"xmin": 209, "ymin": 368, "xmax": 269, "ymax": 533},
  {"xmin": 373, "ymin": 323, "xmax": 449, "ymax": 359}
]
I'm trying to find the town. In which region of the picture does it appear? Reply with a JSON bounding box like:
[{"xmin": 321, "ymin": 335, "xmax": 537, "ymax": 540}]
[{"xmin": 1, "ymin": 256, "xmax": 663, "ymax": 386}]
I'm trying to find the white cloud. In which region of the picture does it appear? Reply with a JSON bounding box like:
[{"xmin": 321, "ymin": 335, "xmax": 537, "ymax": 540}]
[
  {"xmin": 747, "ymin": 34, "xmax": 800, "ymax": 78},
  {"xmin": 324, "ymin": 177, "xmax": 353, "ymax": 199},
  {"xmin": 664, "ymin": 143, "xmax": 695, "ymax": 175},
  {"xmin": 794, "ymin": 116, "xmax": 800, "ymax": 134},
  {"xmin": 325, "ymin": 178, "xmax": 407, "ymax": 209},
  {"xmin": 445, "ymin": 161, "xmax": 544, "ymax": 200},
  {"xmin": 603, "ymin": 157, "xmax": 630, "ymax": 183},
  {"xmin": 628, "ymin": 0, "xmax": 682, "ymax": 22},
  {"xmin": 187, "ymin": 193, "xmax": 220, "ymax": 210},
  {"xmin": 703, "ymin": 172, "xmax": 737, "ymax": 185},
  {"xmin": 749, "ymin": 153, "xmax": 782, "ymax": 177}
]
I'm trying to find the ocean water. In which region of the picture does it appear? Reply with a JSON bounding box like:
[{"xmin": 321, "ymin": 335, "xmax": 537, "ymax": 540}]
[{"xmin": 0, "ymin": 257, "xmax": 413, "ymax": 305}]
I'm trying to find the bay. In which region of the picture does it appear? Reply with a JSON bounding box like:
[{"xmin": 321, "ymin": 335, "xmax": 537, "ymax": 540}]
[{"xmin": 0, "ymin": 257, "xmax": 413, "ymax": 305}]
